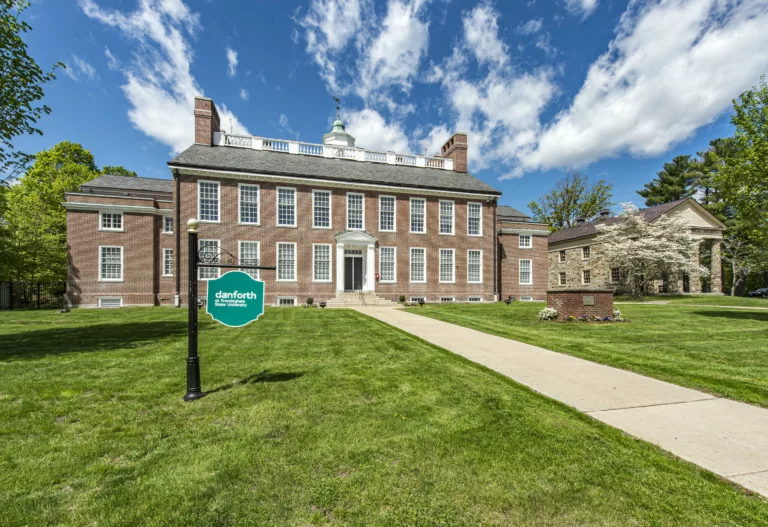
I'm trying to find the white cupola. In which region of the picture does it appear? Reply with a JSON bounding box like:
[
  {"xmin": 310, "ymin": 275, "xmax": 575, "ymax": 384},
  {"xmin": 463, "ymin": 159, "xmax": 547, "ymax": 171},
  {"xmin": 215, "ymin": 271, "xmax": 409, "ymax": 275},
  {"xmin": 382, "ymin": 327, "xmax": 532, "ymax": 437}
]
[{"xmin": 322, "ymin": 118, "xmax": 356, "ymax": 147}]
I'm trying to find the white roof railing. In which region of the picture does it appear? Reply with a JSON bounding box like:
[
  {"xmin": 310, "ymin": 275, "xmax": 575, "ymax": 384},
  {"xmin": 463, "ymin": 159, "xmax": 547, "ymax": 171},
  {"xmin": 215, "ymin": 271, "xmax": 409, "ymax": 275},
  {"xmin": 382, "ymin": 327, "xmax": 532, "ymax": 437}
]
[{"xmin": 213, "ymin": 132, "xmax": 454, "ymax": 171}]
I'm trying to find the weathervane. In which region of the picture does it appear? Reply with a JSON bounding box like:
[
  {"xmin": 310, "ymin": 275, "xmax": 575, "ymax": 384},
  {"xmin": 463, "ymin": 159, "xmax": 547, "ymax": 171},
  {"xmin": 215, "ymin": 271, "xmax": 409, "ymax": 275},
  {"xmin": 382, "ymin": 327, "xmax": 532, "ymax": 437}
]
[{"xmin": 332, "ymin": 95, "xmax": 341, "ymax": 120}]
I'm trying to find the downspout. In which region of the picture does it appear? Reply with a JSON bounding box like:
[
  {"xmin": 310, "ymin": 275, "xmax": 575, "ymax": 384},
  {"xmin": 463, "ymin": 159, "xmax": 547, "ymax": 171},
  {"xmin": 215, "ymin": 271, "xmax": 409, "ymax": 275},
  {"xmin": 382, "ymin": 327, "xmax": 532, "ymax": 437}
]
[
  {"xmin": 173, "ymin": 169, "xmax": 181, "ymax": 307},
  {"xmin": 492, "ymin": 198, "xmax": 498, "ymax": 302}
]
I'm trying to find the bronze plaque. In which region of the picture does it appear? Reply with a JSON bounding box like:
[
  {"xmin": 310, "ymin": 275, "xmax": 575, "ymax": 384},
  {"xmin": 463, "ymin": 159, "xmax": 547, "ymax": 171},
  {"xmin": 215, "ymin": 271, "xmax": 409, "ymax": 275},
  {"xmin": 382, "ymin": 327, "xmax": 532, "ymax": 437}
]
[{"xmin": 583, "ymin": 296, "xmax": 595, "ymax": 306}]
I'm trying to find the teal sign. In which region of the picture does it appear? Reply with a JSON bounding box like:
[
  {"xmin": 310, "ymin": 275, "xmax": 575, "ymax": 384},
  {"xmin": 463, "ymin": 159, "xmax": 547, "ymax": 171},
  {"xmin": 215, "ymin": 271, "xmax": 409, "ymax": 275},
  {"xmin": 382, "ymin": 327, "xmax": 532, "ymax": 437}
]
[{"xmin": 206, "ymin": 271, "xmax": 265, "ymax": 327}]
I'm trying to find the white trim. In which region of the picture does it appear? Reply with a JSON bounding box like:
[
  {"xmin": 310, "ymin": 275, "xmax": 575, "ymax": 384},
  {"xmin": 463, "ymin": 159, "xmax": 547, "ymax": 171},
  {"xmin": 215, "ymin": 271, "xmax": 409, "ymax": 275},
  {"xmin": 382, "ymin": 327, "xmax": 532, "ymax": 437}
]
[
  {"xmin": 98, "ymin": 297, "xmax": 123, "ymax": 308},
  {"xmin": 439, "ymin": 296, "xmax": 455, "ymax": 302},
  {"xmin": 312, "ymin": 189, "xmax": 332, "ymax": 229},
  {"xmin": 520, "ymin": 296, "xmax": 534, "ymax": 302},
  {"xmin": 467, "ymin": 296, "xmax": 483, "ymax": 302},
  {"xmin": 559, "ymin": 250, "xmax": 567, "ymax": 263},
  {"xmin": 237, "ymin": 182, "xmax": 260, "ymax": 225},
  {"xmin": 62, "ymin": 202, "xmax": 169, "ymax": 215},
  {"xmin": 198, "ymin": 239, "xmax": 221, "ymax": 280},
  {"xmin": 346, "ymin": 192, "xmax": 365, "ymax": 231},
  {"xmin": 498, "ymin": 228, "xmax": 549, "ymax": 236},
  {"xmin": 276, "ymin": 186, "xmax": 297, "ymax": 228},
  {"xmin": 582, "ymin": 246, "xmax": 591, "ymax": 259},
  {"xmin": 410, "ymin": 296, "xmax": 427, "ymax": 303},
  {"xmin": 238, "ymin": 240, "xmax": 260, "ymax": 279},
  {"xmin": 519, "ymin": 234, "xmax": 532, "ymax": 249},
  {"xmin": 439, "ymin": 248, "xmax": 455, "ymax": 284},
  {"xmin": 98, "ymin": 211, "xmax": 124, "ymax": 232},
  {"xmin": 519, "ymin": 258, "xmax": 533, "ymax": 285},
  {"xmin": 378, "ymin": 246, "xmax": 397, "ymax": 283},
  {"xmin": 582, "ymin": 269, "xmax": 592, "ymax": 285},
  {"xmin": 438, "ymin": 200, "xmax": 455, "ymax": 236},
  {"xmin": 162, "ymin": 215, "xmax": 174, "ymax": 234},
  {"xmin": 98, "ymin": 245, "xmax": 124, "ymax": 282},
  {"xmin": 558, "ymin": 271, "xmax": 567, "ymax": 286},
  {"xmin": 162, "ymin": 248, "xmax": 174, "ymax": 277},
  {"xmin": 197, "ymin": 180, "xmax": 220, "ymax": 223},
  {"xmin": 409, "ymin": 197, "xmax": 426, "ymax": 234},
  {"xmin": 276, "ymin": 241, "xmax": 297, "ymax": 282},
  {"xmin": 168, "ymin": 165, "xmax": 501, "ymax": 200},
  {"xmin": 65, "ymin": 191, "xmax": 171, "ymax": 203},
  {"xmin": 409, "ymin": 247, "xmax": 427, "ymax": 283},
  {"xmin": 276, "ymin": 296, "xmax": 297, "ymax": 307},
  {"xmin": 467, "ymin": 202, "xmax": 483, "ymax": 237},
  {"xmin": 378, "ymin": 195, "xmax": 396, "ymax": 232},
  {"xmin": 467, "ymin": 249, "xmax": 483, "ymax": 284},
  {"xmin": 312, "ymin": 243, "xmax": 333, "ymax": 283}
]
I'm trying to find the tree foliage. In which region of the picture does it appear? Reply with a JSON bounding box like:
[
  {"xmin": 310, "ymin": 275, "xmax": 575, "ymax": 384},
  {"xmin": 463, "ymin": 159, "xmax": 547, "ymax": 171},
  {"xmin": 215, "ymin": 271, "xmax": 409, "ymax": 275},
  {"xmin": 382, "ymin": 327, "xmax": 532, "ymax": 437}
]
[
  {"xmin": 528, "ymin": 171, "xmax": 614, "ymax": 231},
  {"xmin": 637, "ymin": 155, "xmax": 697, "ymax": 206},
  {"xmin": 595, "ymin": 203, "xmax": 708, "ymax": 298},
  {"xmin": 0, "ymin": 0, "xmax": 62, "ymax": 183},
  {"xmin": 100, "ymin": 165, "xmax": 137, "ymax": 178}
]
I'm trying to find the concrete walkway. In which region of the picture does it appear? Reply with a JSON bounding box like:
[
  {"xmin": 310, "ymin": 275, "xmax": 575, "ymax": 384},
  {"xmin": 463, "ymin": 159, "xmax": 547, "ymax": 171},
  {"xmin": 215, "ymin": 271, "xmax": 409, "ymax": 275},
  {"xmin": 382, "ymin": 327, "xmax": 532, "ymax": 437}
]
[
  {"xmin": 615, "ymin": 302, "xmax": 768, "ymax": 310},
  {"xmin": 355, "ymin": 306, "xmax": 768, "ymax": 498}
]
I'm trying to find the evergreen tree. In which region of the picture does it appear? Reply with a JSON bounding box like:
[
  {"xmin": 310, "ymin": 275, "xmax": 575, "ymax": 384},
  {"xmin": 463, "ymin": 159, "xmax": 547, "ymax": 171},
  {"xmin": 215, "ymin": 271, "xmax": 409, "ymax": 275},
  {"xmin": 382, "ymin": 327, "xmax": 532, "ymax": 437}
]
[{"xmin": 637, "ymin": 155, "xmax": 697, "ymax": 206}]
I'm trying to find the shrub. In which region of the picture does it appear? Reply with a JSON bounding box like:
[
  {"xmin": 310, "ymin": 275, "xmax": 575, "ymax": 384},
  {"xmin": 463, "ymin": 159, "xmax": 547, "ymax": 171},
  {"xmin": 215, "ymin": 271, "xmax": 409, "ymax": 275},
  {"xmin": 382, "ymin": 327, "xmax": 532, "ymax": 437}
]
[
  {"xmin": 306, "ymin": 297, "xmax": 313, "ymax": 305},
  {"xmin": 613, "ymin": 308, "xmax": 622, "ymax": 318},
  {"xmin": 539, "ymin": 307, "xmax": 558, "ymax": 321},
  {"xmin": 399, "ymin": 295, "xmax": 406, "ymax": 303}
]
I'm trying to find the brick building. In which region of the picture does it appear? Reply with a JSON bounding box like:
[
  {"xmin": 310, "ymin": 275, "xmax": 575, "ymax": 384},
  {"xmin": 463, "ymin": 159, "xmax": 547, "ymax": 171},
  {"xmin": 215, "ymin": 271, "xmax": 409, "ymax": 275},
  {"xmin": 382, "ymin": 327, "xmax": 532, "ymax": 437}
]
[{"xmin": 64, "ymin": 97, "xmax": 548, "ymax": 307}]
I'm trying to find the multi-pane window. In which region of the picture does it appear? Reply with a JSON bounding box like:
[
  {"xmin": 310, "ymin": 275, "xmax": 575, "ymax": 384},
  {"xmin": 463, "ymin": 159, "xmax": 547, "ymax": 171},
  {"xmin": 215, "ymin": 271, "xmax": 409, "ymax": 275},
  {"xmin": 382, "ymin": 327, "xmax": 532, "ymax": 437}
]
[
  {"xmin": 439, "ymin": 249, "xmax": 455, "ymax": 283},
  {"xmin": 519, "ymin": 259, "xmax": 532, "ymax": 285},
  {"xmin": 163, "ymin": 216, "xmax": 173, "ymax": 234},
  {"xmin": 239, "ymin": 241, "xmax": 260, "ymax": 279},
  {"xmin": 277, "ymin": 242, "xmax": 296, "ymax": 281},
  {"xmin": 99, "ymin": 246, "xmax": 122, "ymax": 281},
  {"xmin": 239, "ymin": 184, "xmax": 259, "ymax": 224},
  {"xmin": 379, "ymin": 196, "xmax": 396, "ymax": 232},
  {"xmin": 347, "ymin": 193, "xmax": 364, "ymax": 230},
  {"xmin": 277, "ymin": 188, "xmax": 296, "ymax": 227},
  {"xmin": 313, "ymin": 190, "xmax": 331, "ymax": 228},
  {"xmin": 199, "ymin": 240, "xmax": 220, "ymax": 280},
  {"xmin": 410, "ymin": 247, "xmax": 426, "ymax": 283},
  {"xmin": 468, "ymin": 296, "xmax": 482, "ymax": 302},
  {"xmin": 559, "ymin": 250, "xmax": 566, "ymax": 263},
  {"xmin": 410, "ymin": 198, "xmax": 426, "ymax": 233},
  {"xmin": 559, "ymin": 272, "xmax": 567, "ymax": 286},
  {"xmin": 582, "ymin": 269, "xmax": 591, "ymax": 285},
  {"xmin": 611, "ymin": 267, "xmax": 620, "ymax": 284},
  {"xmin": 379, "ymin": 247, "xmax": 396, "ymax": 282},
  {"xmin": 313, "ymin": 244, "xmax": 331, "ymax": 282},
  {"xmin": 582, "ymin": 246, "xmax": 591, "ymax": 259},
  {"xmin": 100, "ymin": 212, "xmax": 122, "ymax": 231},
  {"xmin": 440, "ymin": 297, "xmax": 455, "ymax": 302},
  {"xmin": 519, "ymin": 235, "xmax": 532, "ymax": 248},
  {"xmin": 467, "ymin": 250, "xmax": 482, "ymax": 283},
  {"xmin": 198, "ymin": 181, "xmax": 219, "ymax": 222},
  {"xmin": 277, "ymin": 297, "xmax": 296, "ymax": 306},
  {"xmin": 439, "ymin": 200, "xmax": 454, "ymax": 235},
  {"xmin": 467, "ymin": 202, "xmax": 482, "ymax": 236},
  {"xmin": 163, "ymin": 248, "xmax": 173, "ymax": 276}
]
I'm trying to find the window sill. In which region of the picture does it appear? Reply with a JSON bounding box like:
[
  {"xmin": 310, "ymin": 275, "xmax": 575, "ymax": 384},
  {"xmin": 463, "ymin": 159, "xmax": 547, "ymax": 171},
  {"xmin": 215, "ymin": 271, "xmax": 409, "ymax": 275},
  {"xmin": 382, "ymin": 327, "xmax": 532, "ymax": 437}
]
[
  {"xmin": 467, "ymin": 233, "xmax": 483, "ymax": 238},
  {"xmin": 238, "ymin": 222, "xmax": 261, "ymax": 227},
  {"xmin": 439, "ymin": 232, "xmax": 455, "ymax": 236},
  {"xmin": 519, "ymin": 246, "xmax": 532, "ymax": 250},
  {"xmin": 276, "ymin": 224, "xmax": 297, "ymax": 229},
  {"xmin": 312, "ymin": 280, "xmax": 333, "ymax": 284},
  {"xmin": 162, "ymin": 232, "xmax": 173, "ymax": 235},
  {"xmin": 409, "ymin": 231, "xmax": 427, "ymax": 235},
  {"xmin": 162, "ymin": 274, "xmax": 174, "ymax": 278},
  {"xmin": 379, "ymin": 229, "xmax": 396, "ymax": 233},
  {"xmin": 312, "ymin": 226, "xmax": 333, "ymax": 230},
  {"xmin": 379, "ymin": 281, "xmax": 396, "ymax": 284},
  {"xmin": 276, "ymin": 279, "xmax": 298, "ymax": 283},
  {"xmin": 98, "ymin": 229, "xmax": 124, "ymax": 233},
  {"xmin": 468, "ymin": 281, "xmax": 483, "ymax": 285},
  {"xmin": 98, "ymin": 279, "xmax": 124, "ymax": 283}
]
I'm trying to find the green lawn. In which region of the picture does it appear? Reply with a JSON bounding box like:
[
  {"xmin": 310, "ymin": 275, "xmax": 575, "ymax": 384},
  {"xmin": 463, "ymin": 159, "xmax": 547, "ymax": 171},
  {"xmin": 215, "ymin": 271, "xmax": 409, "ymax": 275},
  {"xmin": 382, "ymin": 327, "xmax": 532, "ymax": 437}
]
[
  {"xmin": 406, "ymin": 302, "xmax": 768, "ymax": 407},
  {"xmin": 614, "ymin": 294, "xmax": 768, "ymax": 308},
  {"xmin": 1, "ymin": 307, "xmax": 767, "ymax": 525}
]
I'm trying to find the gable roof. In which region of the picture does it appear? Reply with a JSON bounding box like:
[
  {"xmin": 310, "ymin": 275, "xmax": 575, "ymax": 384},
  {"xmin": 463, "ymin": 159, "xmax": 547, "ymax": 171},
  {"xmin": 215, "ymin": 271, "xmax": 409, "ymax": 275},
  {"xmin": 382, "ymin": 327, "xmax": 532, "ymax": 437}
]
[
  {"xmin": 81, "ymin": 175, "xmax": 173, "ymax": 194},
  {"xmin": 548, "ymin": 199, "xmax": 693, "ymax": 244},
  {"xmin": 168, "ymin": 144, "xmax": 501, "ymax": 196},
  {"xmin": 497, "ymin": 205, "xmax": 531, "ymax": 220}
]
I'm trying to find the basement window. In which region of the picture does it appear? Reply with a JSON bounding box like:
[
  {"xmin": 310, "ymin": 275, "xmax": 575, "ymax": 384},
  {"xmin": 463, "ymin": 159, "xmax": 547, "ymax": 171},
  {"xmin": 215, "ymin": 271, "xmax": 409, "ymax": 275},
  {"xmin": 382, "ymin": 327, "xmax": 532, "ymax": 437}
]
[
  {"xmin": 98, "ymin": 297, "xmax": 122, "ymax": 308},
  {"xmin": 467, "ymin": 296, "xmax": 482, "ymax": 302},
  {"xmin": 277, "ymin": 297, "xmax": 297, "ymax": 307}
]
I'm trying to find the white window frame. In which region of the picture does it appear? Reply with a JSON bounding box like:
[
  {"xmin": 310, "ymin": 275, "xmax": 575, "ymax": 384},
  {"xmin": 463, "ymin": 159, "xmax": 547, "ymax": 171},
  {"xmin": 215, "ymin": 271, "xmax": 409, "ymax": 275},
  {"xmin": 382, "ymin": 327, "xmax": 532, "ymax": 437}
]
[
  {"xmin": 99, "ymin": 211, "xmax": 124, "ymax": 232},
  {"xmin": 238, "ymin": 240, "xmax": 260, "ymax": 279},
  {"xmin": 410, "ymin": 296, "xmax": 427, "ymax": 303},
  {"xmin": 519, "ymin": 259, "xmax": 533, "ymax": 285},
  {"xmin": 198, "ymin": 180, "xmax": 220, "ymax": 223},
  {"xmin": 312, "ymin": 189, "xmax": 332, "ymax": 229},
  {"xmin": 312, "ymin": 243, "xmax": 333, "ymax": 283},
  {"xmin": 98, "ymin": 246, "xmax": 123, "ymax": 282},
  {"xmin": 559, "ymin": 250, "xmax": 566, "ymax": 263},
  {"xmin": 379, "ymin": 246, "xmax": 397, "ymax": 283},
  {"xmin": 467, "ymin": 296, "xmax": 483, "ymax": 302},
  {"xmin": 440, "ymin": 297, "xmax": 455, "ymax": 302},
  {"xmin": 238, "ymin": 183, "xmax": 260, "ymax": 225},
  {"xmin": 276, "ymin": 296, "xmax": 297, "ymax": 307},
  {"xmin": 98, "ymin": 297, "xmax": 123, "ymax": 308},
  {"xmin": 198, "ymin": 239, "xmax": 220, "ymax": 280},
  {"xmin": 379, "ymin": 195, "xmax": 396, "ymax": 232},
  {"xmin": 162, "ymin": 216, "xmax": 173, "ymax": 234},
  {"xmin": 582, "ymin": 269, "xmax": 591, "ymax": 285},
  {"xmin": 439, "ymin": 248, "xmax": 455, "ymax": 284},
  {"xmin": 276, "ymin": 242, "xmax": 297, "ymax": 282},
  {"xmin": 582, "ymin": 246, "xmax": 591, "ymax": 259},
  {"xmin": 467, "ymin": 249, "xmax": 483, "ymax": 284},
  {"xmin": 409, "ymin": 247, "xmax": 426, "ymax": 283},
  {"xmin": 162, "ymin": 248, "xmax": 173, "ymax": 277},
  {"xmin": 559, "ymin": 272, "xmax": 567, "ymax": 286},
  {"xmin": 467, "ymin": 202, "xmax": 483, "ymax": 237},
  {"xmin": 346, "ymin": 192, "xmax": 365, "ymax": 231},
  {"xmin": 276, "ymin": 186, "xmax": 297, "ymax": 228},
  {"xmin": 438, "ymin": 200, "xmax": 455, "ymax": 235},
  {"xmin": 410, "ymin": 198, "xmax": 426, "ymax": 234},
  {"xmin": 519, "ymin": 234, "xmax": 532, "ymax": 249}
]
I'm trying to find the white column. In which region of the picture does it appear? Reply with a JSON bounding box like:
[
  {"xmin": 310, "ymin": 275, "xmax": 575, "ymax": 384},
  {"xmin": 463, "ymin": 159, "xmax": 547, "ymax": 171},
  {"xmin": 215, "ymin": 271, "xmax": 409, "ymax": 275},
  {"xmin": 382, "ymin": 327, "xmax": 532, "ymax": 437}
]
[
  {"xmin": 365, "ymin": 243, "xmax": 376, "ymax": 292},
  {"xmin": 336, "ymin": 243, "xmax": 345, "ymax": 292}
]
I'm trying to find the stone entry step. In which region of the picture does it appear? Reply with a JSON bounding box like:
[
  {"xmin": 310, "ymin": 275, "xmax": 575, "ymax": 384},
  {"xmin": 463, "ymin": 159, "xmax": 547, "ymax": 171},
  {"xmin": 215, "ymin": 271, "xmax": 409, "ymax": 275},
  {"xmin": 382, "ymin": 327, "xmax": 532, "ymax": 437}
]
[{"xmin": 324, "ymin": 292, "xmax": 397, "ymax": 307}]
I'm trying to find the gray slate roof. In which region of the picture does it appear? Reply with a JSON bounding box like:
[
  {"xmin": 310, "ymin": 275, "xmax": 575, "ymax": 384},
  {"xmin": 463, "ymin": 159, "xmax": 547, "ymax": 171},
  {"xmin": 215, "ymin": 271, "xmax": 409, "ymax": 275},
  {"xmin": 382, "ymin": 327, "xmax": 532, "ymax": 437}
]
[
  {"xmin": 548, "ymin": 199, "xmax": 687, "ymax": 244},
  {"xmin": 81, "ymin": 175, "xmax": 173, "ymax": 193},
  {"xmin": 497, "ymin": 205, "xmax": 530, "ymax": 220},
  {"xmin": 169, "ymin": 144, "xmax": 501, "ymax": 195}
]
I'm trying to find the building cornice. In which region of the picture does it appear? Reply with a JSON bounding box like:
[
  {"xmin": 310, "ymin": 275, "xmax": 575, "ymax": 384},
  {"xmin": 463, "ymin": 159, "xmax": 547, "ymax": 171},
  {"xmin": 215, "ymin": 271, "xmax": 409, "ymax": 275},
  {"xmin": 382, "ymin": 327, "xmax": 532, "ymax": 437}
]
[
  {"xmin": 62, "ymin": 202, "xmax": 170, "ymax": 215},
  {"xmin": 498, "ymin": 228, "xmax": 549, "ymax": 236}
]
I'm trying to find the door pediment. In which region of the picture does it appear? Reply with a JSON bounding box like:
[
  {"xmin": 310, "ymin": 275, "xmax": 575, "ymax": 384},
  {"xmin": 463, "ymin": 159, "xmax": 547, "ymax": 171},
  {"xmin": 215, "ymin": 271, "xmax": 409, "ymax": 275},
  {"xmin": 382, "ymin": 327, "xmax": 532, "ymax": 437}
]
[{"xmin": 336, "ymin": 230, "xmax": 377, "ymax": 245}]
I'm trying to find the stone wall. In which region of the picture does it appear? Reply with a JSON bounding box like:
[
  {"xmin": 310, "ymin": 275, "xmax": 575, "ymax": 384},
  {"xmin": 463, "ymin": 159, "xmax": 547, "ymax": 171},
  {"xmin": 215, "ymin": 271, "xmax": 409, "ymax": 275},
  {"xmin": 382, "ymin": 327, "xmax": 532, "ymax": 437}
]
[
  {"xmin": 547, "ymin": 243, "xmax": 615, "ymax": 290},
  {"xmin": 547, "ymin": 289, "xmax": 614, "ymax": 319}
]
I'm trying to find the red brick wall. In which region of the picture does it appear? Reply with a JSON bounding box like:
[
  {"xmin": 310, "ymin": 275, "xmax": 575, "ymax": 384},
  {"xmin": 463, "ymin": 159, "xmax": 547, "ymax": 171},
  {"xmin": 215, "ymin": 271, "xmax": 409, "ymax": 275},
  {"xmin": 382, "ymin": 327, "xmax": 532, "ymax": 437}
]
[
  {"xmin": 439, "ymin": 133, "xmax": 468, "ymax": 173},
  {"xmin": 498, "ymin": 222, "xmax": 548, "ymax": 301},
  {"xmin": 546, "ymin": 290, "xmax": 614, "ymax": 319}
]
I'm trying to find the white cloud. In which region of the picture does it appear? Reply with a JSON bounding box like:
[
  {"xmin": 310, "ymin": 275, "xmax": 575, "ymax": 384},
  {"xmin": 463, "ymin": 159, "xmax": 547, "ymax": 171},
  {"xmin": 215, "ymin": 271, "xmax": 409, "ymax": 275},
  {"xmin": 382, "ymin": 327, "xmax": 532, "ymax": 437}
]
[
  {"xmin": 518, "ymin": 0, "xmax": 768, "ymax": 174},
  {"xmin": 278, "ymin": 114, "xmax": 300, "ymax": 139},
  {"xmin": 239, "ymin": 88, "xmax": 249, "ymax": 101},
  {"xmin": 104, "ymin": 47, "xmax": 119, "ymax": 70},
  {"xmin": 80, "ymin": 0, "xmax": 248, "ymax": 154},
  {"xmin": 517, "ymin": 18, "xmax": 543, "ymax": 35},
  {"xmin": 463, "ymin": 4, "xmax": 507, "ymax": 66},
  {"xmin": 564, "ymin": 0, "xmax": 598, "ymax": 18},
  {"xmin": 65, "ymin": 55, "xmax": 97, "ymax": 82},
  {"xmin": 345, "ymin": 108, "xmax": 411, "ymax": 152},
  {"xmin": 226, "ymin": 47, "xmax": 238, "ymax": 77}
]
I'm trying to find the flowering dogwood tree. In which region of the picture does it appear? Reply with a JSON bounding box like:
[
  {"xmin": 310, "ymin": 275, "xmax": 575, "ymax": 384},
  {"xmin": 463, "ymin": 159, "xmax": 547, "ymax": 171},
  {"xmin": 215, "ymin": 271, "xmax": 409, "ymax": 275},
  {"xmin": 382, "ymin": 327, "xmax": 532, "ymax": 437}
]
[{"xmin": 595, "ymin": 203, "xmax": 709, "ymax": 297}]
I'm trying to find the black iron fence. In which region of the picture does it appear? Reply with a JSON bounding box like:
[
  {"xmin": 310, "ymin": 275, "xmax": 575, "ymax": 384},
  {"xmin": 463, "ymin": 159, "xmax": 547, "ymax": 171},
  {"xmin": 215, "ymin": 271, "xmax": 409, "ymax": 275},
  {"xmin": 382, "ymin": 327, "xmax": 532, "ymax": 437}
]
[{"xmin": 0, "ymin": 282, "xmax": 67, "ymax": 310}]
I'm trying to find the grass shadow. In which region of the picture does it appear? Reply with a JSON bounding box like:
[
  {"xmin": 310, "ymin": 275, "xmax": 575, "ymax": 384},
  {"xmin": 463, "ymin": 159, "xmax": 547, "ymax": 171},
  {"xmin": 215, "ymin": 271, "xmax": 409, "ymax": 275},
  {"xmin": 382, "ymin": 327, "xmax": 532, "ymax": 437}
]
[
  {"xmin": 691, "ymin": 310, "xmax": 768, "ymax": 322},
  {"xmin": 208, "ymin": 370, "xmax": 305, "ymax": 394},
  {"xmin": 0, "ymin": 321, "xmax": 187, "ymax": 361}
]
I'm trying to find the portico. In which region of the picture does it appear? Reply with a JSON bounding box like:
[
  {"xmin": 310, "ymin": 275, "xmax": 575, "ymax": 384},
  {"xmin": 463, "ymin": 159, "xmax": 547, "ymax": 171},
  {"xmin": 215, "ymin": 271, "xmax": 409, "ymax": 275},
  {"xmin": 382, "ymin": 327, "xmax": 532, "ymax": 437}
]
[{"xmin": 335, "ymin": 231, "xmax": 377, "ymax": 293}]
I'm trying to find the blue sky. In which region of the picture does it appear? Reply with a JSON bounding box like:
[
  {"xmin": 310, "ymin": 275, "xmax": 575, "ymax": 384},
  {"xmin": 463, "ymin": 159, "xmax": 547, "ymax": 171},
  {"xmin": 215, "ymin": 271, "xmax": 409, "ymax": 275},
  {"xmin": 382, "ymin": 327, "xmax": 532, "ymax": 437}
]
[{"xmin": 16, "ymin": 0, "xmax": 767, "ymax": 215}]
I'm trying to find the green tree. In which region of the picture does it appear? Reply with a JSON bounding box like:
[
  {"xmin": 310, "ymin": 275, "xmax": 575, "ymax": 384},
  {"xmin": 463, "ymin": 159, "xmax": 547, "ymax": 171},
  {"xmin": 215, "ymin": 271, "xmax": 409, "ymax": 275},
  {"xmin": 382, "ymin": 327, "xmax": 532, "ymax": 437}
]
[
  {"xmin": 100, "ymin": 165, "xmax": 137, "ymax": 178},
  {"xmin": 637, "ymin": 155, "xmax": 697, "ymax": 206},
  {"xmin": 528, "ymin": 171, "xmax": 614, "ymax": 231},
  {"xmin": 1, "ymin": 0, "xmax": 63, "ymax": 183}
]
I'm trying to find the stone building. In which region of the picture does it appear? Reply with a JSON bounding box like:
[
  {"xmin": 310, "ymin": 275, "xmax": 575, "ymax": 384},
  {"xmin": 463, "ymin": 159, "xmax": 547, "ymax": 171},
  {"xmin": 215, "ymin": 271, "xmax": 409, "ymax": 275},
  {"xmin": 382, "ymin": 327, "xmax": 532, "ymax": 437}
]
[
  {"xmin": 547, "ymin": 198, "xmax": 726, "ymax": 294},
  {"xmin": 63, "ymin": 96, "xmax": 549, "ymax": 307}
]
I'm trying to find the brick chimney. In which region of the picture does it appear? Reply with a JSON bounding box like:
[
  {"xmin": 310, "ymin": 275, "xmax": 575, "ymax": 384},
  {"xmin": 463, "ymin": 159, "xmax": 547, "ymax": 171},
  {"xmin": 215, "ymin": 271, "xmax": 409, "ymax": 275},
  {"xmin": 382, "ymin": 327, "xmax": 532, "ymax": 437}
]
[
  {"xmin": 194, "ymin": 96, "xmax": 220, "ymax": 146},
  {"xmin": 439, "ymin": 133, "xmax": 468, "ymax": 173}
]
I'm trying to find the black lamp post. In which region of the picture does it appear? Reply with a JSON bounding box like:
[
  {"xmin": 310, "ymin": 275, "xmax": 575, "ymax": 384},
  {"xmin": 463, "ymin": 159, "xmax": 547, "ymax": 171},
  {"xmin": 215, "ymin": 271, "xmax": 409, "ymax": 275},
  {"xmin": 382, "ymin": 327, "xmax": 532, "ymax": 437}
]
[{"xmin": 184, "ymin": 218, "xmax": 206, "ymax": 401}]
